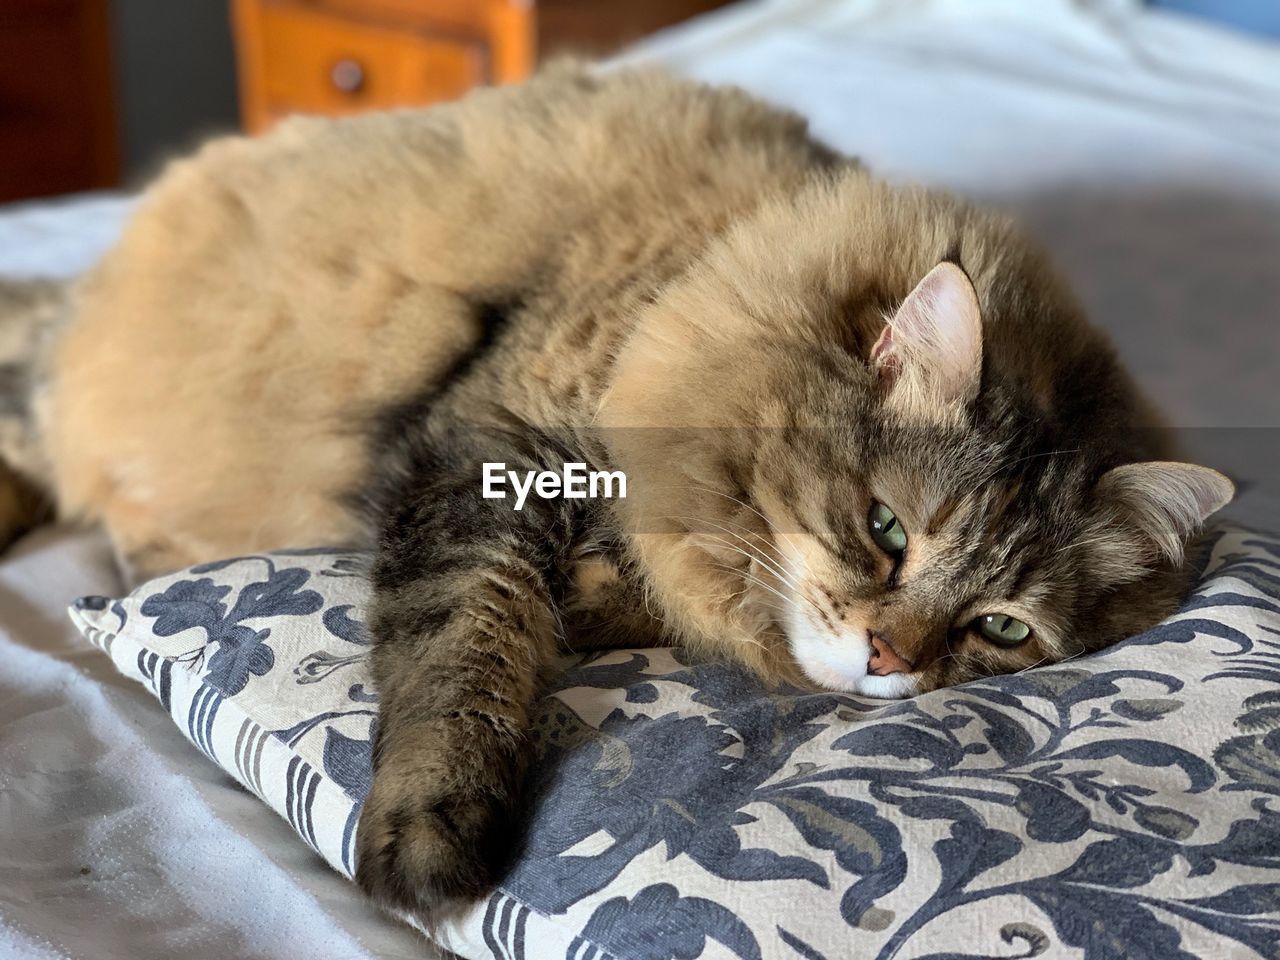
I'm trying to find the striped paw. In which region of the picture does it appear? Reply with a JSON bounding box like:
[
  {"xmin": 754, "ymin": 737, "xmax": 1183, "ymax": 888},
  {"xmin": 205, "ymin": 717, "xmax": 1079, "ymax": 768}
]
[{"xmin": 354, "ymin": 757, "xmax": 518, "ymax": 923}]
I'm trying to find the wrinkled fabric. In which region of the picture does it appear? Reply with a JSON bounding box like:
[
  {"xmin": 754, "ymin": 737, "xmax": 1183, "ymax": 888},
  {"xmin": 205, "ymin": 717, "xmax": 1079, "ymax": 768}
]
[
  {"xmin": 0, "ymin": 529, "xmax": 431, "ymax": 960},
  {"xmin": 69, "ymin": 531, "xmax": 1280, "ymax": 959}
]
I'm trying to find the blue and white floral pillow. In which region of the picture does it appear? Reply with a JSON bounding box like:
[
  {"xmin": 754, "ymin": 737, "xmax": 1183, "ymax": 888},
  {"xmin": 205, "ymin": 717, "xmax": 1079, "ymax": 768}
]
[{"xmin": 69, "ymin": 530, "xmax": 1280, "ymax": 960}]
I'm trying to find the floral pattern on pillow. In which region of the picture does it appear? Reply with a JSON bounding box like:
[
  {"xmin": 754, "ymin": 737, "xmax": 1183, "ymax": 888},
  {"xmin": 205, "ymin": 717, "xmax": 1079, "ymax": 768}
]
[{"xmin": 70, "ymin": 529, "xmax": 1280, "ymax": 960}]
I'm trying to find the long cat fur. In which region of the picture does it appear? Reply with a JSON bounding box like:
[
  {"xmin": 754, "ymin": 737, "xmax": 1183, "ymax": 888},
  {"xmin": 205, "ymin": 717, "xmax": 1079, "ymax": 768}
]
[{"xmin": 0, "ymin": 63, "xmax": 1232, "ymax": 922}]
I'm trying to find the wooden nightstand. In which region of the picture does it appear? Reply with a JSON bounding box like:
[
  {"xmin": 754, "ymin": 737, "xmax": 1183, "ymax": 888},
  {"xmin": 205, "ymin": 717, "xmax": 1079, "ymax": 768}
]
[{"xmin": 230, "ymin": 0, "xmax": 731, "ymax": 133}]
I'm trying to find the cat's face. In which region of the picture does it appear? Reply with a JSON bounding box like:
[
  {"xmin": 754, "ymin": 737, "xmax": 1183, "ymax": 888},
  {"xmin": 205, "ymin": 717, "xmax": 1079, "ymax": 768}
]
[
  {"xmin": 604, "ymin": 240, "xmax": 1233, "ymax": 698},
  {"xmin": 750, "ymin": 421, "xmax": 1106, "ymax": 697},
  {"xmin": 735, "ymin": 264, "xmax": 1233, "ymax": 698}
]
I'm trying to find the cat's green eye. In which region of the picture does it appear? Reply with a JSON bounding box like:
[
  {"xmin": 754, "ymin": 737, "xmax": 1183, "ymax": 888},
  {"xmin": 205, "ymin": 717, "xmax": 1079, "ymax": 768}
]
[
  {"xmin": 975, "ymin": 613, "xmax": 1031, "ymax": 647},
  {"xmin": 868, "ymin": 501, "xmax": 907, "ymax": 555}
]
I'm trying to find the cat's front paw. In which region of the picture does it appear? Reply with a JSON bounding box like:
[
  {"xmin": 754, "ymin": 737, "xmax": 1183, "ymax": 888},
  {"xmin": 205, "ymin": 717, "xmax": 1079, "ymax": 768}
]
[{"xmin": 354, "ymin": 758, "xmax": 518, "ymax": 923}]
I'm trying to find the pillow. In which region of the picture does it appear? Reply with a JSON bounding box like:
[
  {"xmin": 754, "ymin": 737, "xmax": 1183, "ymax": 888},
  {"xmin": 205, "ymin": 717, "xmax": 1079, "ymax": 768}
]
[{"xmin": 69, "ymin": 530, "xmax": 1280, "ymax": 960}]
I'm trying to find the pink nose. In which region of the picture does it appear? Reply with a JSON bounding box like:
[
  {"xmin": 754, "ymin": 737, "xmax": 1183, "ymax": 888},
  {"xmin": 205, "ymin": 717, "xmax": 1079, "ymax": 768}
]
[{"xmin": 868, "ymin": 634, "xmax": 911, "ymax": 676}]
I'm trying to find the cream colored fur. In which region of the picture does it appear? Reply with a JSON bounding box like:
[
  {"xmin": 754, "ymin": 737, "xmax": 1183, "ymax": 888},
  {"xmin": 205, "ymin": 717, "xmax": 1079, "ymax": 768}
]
[{"xmin": 41, "ymin": 65, "xmax": 828, "ymax": 578}]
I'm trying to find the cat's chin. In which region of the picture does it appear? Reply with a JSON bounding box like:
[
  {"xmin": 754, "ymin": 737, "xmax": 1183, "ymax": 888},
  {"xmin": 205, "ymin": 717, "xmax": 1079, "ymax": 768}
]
[
  {"xmin": 850, "ymin": 673, "xmax": 921, "ymax": 699},
  {"xmin": 784, "ymin": 613, "xmax": 920, "ymax": 700},
  {"xmin": 792, "ymin": 660, "xmax": 921, "ymax": 700}
]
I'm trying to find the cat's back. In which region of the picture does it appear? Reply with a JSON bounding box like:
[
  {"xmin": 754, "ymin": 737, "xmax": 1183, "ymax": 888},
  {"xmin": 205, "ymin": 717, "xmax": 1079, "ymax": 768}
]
[{"xmin": 42, "ymin": 65, "xmax": 838, "ymax": 577}]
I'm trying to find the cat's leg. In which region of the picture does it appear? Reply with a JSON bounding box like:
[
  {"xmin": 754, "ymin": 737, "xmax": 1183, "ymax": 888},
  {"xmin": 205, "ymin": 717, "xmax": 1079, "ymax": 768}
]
[
  {"xmin": 354, "ymin": 443, "xmax": 575, "ymax": 921},
  {"xmin": 563, "ymin": 552, "xmax": 673, "ymax": 651},
  {"xmin": 0, "ymin": 461, "xmax": 47, "ymax": 550},
  {"xmin": 0, "ymin": 279, "xmax": 64, "ymax": 550}
]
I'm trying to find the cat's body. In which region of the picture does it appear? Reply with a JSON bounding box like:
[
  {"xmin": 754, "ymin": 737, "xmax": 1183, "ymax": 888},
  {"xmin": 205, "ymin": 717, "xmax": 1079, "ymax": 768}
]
[{"xmin": 0, "ymin": 65, "xmax": 1231, "ymax": 923}]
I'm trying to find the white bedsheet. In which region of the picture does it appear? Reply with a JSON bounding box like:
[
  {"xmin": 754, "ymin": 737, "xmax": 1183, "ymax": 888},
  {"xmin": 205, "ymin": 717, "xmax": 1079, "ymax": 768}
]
[
  {"xmin": 0, "ymin": 528, "xmax": 434, "ymax": 960},
  {"xmin": 2, "ymin": 2, "xmax": 1278, "ymax": 958}
]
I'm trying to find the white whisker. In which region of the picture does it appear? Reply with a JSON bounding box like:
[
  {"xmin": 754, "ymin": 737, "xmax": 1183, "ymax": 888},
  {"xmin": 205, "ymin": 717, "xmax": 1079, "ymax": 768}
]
[
  {"xmin": 670, "ymin": 515, "xmax": 803, "ymax": 591},
  {"xmin": 689, "ymin": 484, "xmax": 775, "ymax": 530},
  {"xmin": 702, "ymin": 552, "xmax": 824, "ymax": 625},
  {"xmin": 1014, "ymin": 655, "xmax": 1050, "ymax": 675},
  {"xmin": 699, "ymin": 544, "xmax": 808, "ymax": 610},
  {"xmin": 668, "ymin": 503, "xmax": 792, "ymax": 568}
]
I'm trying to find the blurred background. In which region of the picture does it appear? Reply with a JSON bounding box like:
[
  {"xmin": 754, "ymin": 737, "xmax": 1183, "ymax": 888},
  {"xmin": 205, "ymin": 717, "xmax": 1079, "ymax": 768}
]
[
  {"xmin": 0, "ymin": 0, "xmax": 740, "ymax": 201},
  {"xmin": 6, "ymin": 0, "xmax": 1278, "ymax": 202}
]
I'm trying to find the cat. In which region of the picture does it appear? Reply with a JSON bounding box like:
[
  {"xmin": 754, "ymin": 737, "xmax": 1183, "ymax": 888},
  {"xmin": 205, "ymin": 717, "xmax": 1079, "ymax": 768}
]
[{"xmin": 0, "ymin": 63, "xmax": 1232, "ymax": 923}]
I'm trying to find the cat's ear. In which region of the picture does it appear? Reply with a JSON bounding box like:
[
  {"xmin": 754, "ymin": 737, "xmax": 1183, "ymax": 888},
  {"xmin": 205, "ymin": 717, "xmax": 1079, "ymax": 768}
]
[
  {"xmin": 872, "ymin": 262, "xmax": 983, "ymax": 418},
  {"xmin": 1097, "ymin": 461, "xmax": 1234, "ymax": 564}
]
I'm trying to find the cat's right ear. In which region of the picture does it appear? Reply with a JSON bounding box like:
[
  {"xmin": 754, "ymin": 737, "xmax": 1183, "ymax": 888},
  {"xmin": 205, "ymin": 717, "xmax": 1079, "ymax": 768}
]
[{"xmin": 872, "ymin": 262, "xmax": 983, "ymax": 420}]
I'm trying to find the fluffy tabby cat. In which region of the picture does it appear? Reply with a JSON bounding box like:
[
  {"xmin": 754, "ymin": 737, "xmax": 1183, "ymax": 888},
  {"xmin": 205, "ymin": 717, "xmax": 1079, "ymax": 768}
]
[{"xmin": 0, "ymin": 64, "xmax": 1233, "ymax": 920}]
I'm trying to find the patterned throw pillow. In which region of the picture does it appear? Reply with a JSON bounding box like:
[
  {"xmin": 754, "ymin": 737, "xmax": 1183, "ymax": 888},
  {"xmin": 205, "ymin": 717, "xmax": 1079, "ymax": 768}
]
[{"xmin": 69, "ymin": 531, "xmax": 1280, "ymax": 960}]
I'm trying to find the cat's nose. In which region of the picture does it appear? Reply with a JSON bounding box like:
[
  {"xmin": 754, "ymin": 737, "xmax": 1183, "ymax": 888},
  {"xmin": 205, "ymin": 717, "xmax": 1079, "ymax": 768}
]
[{"xmin": 868, "ymin": 633, "xmax": 912, "ymax": 676}]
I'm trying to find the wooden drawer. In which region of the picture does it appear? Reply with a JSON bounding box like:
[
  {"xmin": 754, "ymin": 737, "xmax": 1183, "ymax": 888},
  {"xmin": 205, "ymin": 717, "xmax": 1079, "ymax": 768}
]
[
  {"xmin": 240, "ymin": 1, "xmax": 488, "ymax": 129},
  {"xmin": 232, "ymin": 0, "xmax": 733, "ymax": 135}
]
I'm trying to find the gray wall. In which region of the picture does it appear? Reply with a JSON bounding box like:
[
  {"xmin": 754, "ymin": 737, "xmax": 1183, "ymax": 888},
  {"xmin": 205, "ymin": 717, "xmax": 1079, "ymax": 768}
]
[{"xmin": 109, "ymin": 0, "xmax": 241, "ymax": 185}]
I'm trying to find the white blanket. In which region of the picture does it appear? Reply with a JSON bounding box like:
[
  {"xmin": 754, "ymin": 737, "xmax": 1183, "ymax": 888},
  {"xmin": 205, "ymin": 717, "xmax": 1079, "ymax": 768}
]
[
  {"xmin": 0, "ymin": 528, "xmax": 433, "ymax": 960},
  {"xmin": 2, "ymin": 2, "xmax": 1277, "ymax": 957}
]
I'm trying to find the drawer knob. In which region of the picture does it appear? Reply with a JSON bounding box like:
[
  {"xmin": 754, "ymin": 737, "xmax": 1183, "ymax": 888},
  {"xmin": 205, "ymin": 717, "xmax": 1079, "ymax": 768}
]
[{"xmin": 330, "ymin": 59, "xmax": 366, "ymax": 95}]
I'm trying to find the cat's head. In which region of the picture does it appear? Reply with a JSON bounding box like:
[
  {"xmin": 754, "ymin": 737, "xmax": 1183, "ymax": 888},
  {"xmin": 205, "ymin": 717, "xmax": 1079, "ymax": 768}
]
[
  {"xmin": 602, "ymin": 181, "xmax": 1233, "ymax": 698},
  {"xmin": 741, "ymin": 262, "xmax": 1233, "ymax": 696}
]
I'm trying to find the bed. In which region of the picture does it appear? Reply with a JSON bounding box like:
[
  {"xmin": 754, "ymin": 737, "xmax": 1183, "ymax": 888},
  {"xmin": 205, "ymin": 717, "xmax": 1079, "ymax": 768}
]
[{"xmin": 1, "ymin": 2, "xmax": 1277, "ymax": 958}]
